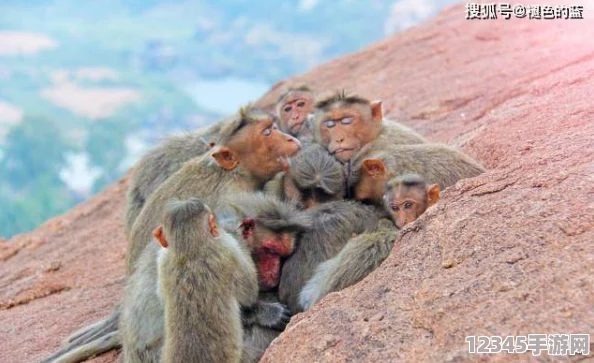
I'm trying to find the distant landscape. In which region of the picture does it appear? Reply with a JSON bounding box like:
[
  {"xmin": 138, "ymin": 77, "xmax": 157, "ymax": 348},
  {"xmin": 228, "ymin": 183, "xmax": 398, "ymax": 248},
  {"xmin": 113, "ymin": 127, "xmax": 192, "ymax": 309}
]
[{"xmin": 0, "ymin": 0, "xmax": 455, "ymax": 238}]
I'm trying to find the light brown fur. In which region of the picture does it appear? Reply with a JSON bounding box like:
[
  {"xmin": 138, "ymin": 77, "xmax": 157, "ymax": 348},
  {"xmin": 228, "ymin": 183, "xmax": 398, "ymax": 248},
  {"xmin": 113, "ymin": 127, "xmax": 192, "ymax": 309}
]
[
  {"xmin": 352, "ymin": 143, "xmax": 485, "ymax": 205},
  {"xmin": 299, "ymin": 218, "xmax": 398, "ymax": 310}
]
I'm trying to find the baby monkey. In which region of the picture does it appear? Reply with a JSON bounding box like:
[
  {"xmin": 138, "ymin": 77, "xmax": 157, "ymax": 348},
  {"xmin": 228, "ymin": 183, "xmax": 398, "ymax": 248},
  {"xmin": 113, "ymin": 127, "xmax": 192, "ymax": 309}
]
[
  {"xmin": 383, "ymin": 173, "xmax": 440, "ymax": 229},
  {"xmin": 155, "ymin": 198, "xmax": 258, "ymax": 363}
]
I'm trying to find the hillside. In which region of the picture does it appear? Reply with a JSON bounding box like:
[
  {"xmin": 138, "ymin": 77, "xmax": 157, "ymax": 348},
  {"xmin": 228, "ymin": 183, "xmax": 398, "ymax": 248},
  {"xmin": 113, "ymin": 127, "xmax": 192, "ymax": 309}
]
[{"xmin": 1, "ymin": 2, "xmax": 593, "ymax": 362}]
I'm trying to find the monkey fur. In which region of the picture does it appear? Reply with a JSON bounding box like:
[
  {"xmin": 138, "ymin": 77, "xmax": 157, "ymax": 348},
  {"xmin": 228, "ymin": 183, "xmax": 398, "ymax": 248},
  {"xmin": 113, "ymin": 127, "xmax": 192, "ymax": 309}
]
[
  {"xmin": 278, "ymin": 200, "xmax": 385, "ymax": 313},
  {"xmin": 264, "ymin": 144, "xmax": 346, "ymax": 208},
  {"xmin": 351, "ymin": 143, "xmax": 485, "ymax": 205},
  {"xmin": 156, "ymin": 198, "xmax": 258, "ymax": 363}
]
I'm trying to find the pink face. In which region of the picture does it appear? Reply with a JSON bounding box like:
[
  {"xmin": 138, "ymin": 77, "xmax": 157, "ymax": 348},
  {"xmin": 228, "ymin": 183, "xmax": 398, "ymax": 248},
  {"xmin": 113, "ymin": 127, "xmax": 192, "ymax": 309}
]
[{"xmin": 279, "ymin": 94, "xmax": 314, "ymax": 136}]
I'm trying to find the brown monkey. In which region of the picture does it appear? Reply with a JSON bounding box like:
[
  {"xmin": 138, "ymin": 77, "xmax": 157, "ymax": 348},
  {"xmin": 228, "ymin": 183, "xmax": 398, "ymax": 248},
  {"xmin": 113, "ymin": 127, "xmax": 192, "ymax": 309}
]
[
  {"xmin": 156, "ymin": 198, "xmax": 258, "ymax": 363},
  {"xmin": 127, "ymin": 106, "xmax": 301, "ymax": 275},
  {"xmin": 278, "ymin": 200, "xmax": 385, "ymax": 313},
  {"xmin": 299, "ymin": 218, "xmax": 398, "ymax": 310},
  {"xmin": 124, "ymin": 121, "xmax": 224, "ymax": 234},
  {"xmin": 312, "ymin": 91, "xmax": 426, "ymax": 163},
  {"xmin": 383, "ymin": 174, "xmax": 440, "ymax": 229},
  {"xmin": 275, "ymin": 85, "xmax": 315, "ymax": 142},
  {"xmin": 299, "ymin": 174, "xmax": 440, "ymax": 310},
  {"xmin": 264, "ymin": 144, "xmax": 346, "ymax": 208},
  {"xmin": 353, "ymin": 143, "xmax": 484, "ymax": 205}
]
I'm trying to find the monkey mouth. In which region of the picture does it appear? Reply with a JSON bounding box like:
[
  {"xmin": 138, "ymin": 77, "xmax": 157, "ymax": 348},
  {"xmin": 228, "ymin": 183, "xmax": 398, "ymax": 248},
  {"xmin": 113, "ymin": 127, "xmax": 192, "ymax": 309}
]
[
  {"xmin": 331, "ymin": 148, "xmax": 355, "ymax": 161},
  {"xmin": 289, "ymin": 121, "xmax": 304, "ymax": 134}
]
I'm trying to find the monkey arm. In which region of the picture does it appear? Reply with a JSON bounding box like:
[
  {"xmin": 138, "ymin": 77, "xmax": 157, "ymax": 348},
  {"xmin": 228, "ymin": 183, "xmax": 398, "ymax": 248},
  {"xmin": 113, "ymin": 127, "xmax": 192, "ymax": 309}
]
[{"xmin": 300, "ymin": 222, "xmax": 398, "ymax": 310}]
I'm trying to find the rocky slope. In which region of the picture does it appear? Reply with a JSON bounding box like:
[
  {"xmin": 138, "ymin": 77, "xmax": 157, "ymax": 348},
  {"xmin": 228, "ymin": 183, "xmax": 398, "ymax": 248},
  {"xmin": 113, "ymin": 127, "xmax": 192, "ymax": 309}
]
[{"xmin": 2, "ymin": 2, "xmax": 593, "ymax": 362}]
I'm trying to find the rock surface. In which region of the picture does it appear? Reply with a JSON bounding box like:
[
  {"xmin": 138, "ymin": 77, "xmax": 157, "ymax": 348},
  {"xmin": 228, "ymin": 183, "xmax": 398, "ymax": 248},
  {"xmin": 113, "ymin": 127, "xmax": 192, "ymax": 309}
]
[{"xmin": 2, "ymin": 2, "xmax": 593, "ymax": 362}]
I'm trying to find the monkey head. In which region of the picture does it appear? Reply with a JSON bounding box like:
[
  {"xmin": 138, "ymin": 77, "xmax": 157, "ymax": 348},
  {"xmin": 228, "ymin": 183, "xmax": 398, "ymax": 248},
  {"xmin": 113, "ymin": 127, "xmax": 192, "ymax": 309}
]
[
  {"xmin": 230, "ymin": 193, "xmax": 312, "ymax": 290},
  {"xmin": 353, "ymin": 158, "xmax": 390, "ymax": 205},
  {"xmin": 152, "ymin": 198, "xmax": 220, "ymax": 255},
  {"xmin": 283, "ymin": 144, "xmax": 346, "ymax": 209},
  {"xmin": 383, "ymin": 174, "xmax": 440, "ymax": 229},
  {"xmin": 276, "ymin": 85, "xmax": 315, "ymax": 137},
  {"xmin": 212, "ymin": 106, "xmax": 302, "ymax": 182},
  {"xmin": 312, "ymin": 91, "xmax": 383, "ymax": 163}
]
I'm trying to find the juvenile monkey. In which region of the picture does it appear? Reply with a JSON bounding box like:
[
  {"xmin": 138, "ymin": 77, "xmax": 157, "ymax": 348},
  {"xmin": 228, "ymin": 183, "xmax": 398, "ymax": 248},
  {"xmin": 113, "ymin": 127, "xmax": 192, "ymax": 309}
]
[
  {"xmin": 264, "ymin": 144, "xmax": 346, "ymax": 208},
  {"xmin": 353, "ymin": 143, "xmax": 484, "ymax": 205},
  {"xmin": 299, "ymin": 174, "xmax": 440, "ymax": 310},
  {"xmin": 383, "ymin": 174, "xmax": 440, "ymax": 229},
  {"xmin": 312, "ymin": 91, "xmax": 426, "ymax": 164},
  {"xmin": 156, "ymin": 198, "xmax": 258, "ymax": 363},
  {"xmin": 275, "ymin": 85, "xmax": 315, "ymax": 143},
  {"xmin": 124, "ymin": 121, "xmax": 224, "ymax": 234},
  {"xmin": 127, "ymin": 106, "xmax": 301, "ymax": 275},
  {"xmin": 278, "ymin": 200, "xmax": 385, "ymax": 313}
]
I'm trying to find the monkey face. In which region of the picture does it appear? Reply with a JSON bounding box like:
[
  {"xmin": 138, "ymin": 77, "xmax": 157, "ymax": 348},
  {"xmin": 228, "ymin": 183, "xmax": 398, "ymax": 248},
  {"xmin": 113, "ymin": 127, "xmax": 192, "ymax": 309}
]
[
  {"xmin": 240, "ymin": 220, "xmax": 297, "ymax": 291},
  {"xmin": 317, "ymin": 105, "xmax": 378, "ymax": 162},
  {"xmin": 279, "ymin": 94, "xmax": 313, "ymax": 136},
  {"xmin": 237, "ymin": 116, "xmax": 302, "ymax": 181},
  {"xmin": 253, "ymin": 231, "xmax": 296, "ymax": 291},
  {"xmin": 386, "ymin": 197, "xmax": 424, "ymax": 229},
  {"xmin": 384, "ymin": 182, "xmax": 438, "ymax": 229}
]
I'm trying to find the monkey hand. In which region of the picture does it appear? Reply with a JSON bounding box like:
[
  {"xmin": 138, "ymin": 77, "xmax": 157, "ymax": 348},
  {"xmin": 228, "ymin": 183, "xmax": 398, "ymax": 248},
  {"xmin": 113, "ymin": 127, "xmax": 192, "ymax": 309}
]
[{"xmin": 242, "ymin": 301, "xmax": 291, "ymax": 331}]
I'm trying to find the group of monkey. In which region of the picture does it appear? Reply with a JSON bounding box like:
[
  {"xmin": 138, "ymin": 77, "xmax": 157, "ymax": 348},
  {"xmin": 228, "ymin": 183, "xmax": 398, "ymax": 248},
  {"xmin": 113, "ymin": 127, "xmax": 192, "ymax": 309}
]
[{"xmin": 42, "ymin": 85, "xmax": 486, "ymax": 363}]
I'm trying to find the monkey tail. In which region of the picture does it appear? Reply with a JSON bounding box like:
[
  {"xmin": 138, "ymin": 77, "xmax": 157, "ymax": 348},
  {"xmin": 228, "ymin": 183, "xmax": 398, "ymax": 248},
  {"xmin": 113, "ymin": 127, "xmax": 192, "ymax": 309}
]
[
  {"xmin": 39, "ymin": 308, "xmax": 120, "ymax": 363},
  {"xmin": 41, "ymin": 331, "xmax": 120, "ymax": 363}
]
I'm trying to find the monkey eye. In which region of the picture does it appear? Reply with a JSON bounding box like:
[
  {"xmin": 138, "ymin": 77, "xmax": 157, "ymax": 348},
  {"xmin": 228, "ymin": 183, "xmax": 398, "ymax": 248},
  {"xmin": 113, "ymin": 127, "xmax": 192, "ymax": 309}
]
[
  {"xmin": 284, "ymin": 105, "xmax": 292, "ymax": 113},
  {"xmin": 404, "ymin": 202, "xmax": 413, "ymax": 209},
  {"xmin": 391, "ymin": 205, "xmax": 399, "ymax": 212},
  {"xmin": 341, "ymin": 117, "xmax": 354, "ymax": 125},
  {"xmin": 297, "ymin": 100, "xmax": 306, "ymax": 107},
  {"xmin": 262, "ymin": 128, "xmax": 272, "ymax": 136},
  {"xmin": 323, "ymin": 119, "xmax": 336, "ymax": 128}
]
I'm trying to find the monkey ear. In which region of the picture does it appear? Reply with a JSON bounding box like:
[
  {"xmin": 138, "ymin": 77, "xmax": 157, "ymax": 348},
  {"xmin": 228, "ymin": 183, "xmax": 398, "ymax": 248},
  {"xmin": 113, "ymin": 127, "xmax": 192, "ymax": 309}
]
[
  {"xmin": 153, "ymin": 225, "xmax": 168, "ymax": 248},
  {"xmin": 212, "ymin": 146, "xmax": 239, "ymax": 171},
  {"xmin": 208, "ymin": 214, "xmax": 220, "ymax": 238},
  {"xmin": 427, "ymin": 184, "xmax": 440, "ymax": 206},
  {"xmin": 370, "ymin": 100, "xmax": 383, "ymax": 123},
  {"xmin": 362, "ymin": 159, "xmax": 386, "ymax": 177}
]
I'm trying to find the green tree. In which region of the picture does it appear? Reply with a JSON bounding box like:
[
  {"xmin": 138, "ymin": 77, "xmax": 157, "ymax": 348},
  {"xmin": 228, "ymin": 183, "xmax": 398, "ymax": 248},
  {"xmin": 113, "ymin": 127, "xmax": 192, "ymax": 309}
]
[{"xmin": 0, "ymin": 116, "xmax": 76, "ymax": 238}]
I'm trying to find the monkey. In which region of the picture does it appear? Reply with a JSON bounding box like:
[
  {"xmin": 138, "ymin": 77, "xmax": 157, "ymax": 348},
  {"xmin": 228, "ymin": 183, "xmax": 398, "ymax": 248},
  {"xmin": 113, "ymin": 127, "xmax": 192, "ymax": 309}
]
[
  {"xmin": 352, "ymin": 143, "xmax": 485, "ymax": 206},
  {"xmin": 124, "ymin": 120, "xmax": 224, "ymax": 235},
  {"xmin": 299, "ymin": 174, "xmax": 441, "ymax": 310},
  {"xmin": 155, "ymin": 198, "xmax": 259, "ymax": 363},
  {"xmin": 311, "ymin": 91, "xmax": 426, "ymax": 164},
  {"xmin": 383, "ymin": 174, "xmax": 441, "ymax": 229},
  {"xmin": 278, "ymin": 200, "xmax": 385, "ymax": 313},
  {"xmin": 44, "ymin": 192, "xmax": 308, "ymax": 363},
  {"xmin": 41, "ymin": 108, "xmax": 301, "ymax": 363},
  {"xmin": 275, "ymin": 85, "xmax": 315, "ymax": 144},
  {"xmin": 223, "ymin": 192, "xmax": 313, "ymax": 291},
  {"xmin": 263, "ymin": 143, "xmax": 346, "ymax": 209},
  {"xmin": 126, "ymin": 106, "xmax": 301, "ymax": 276}
]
